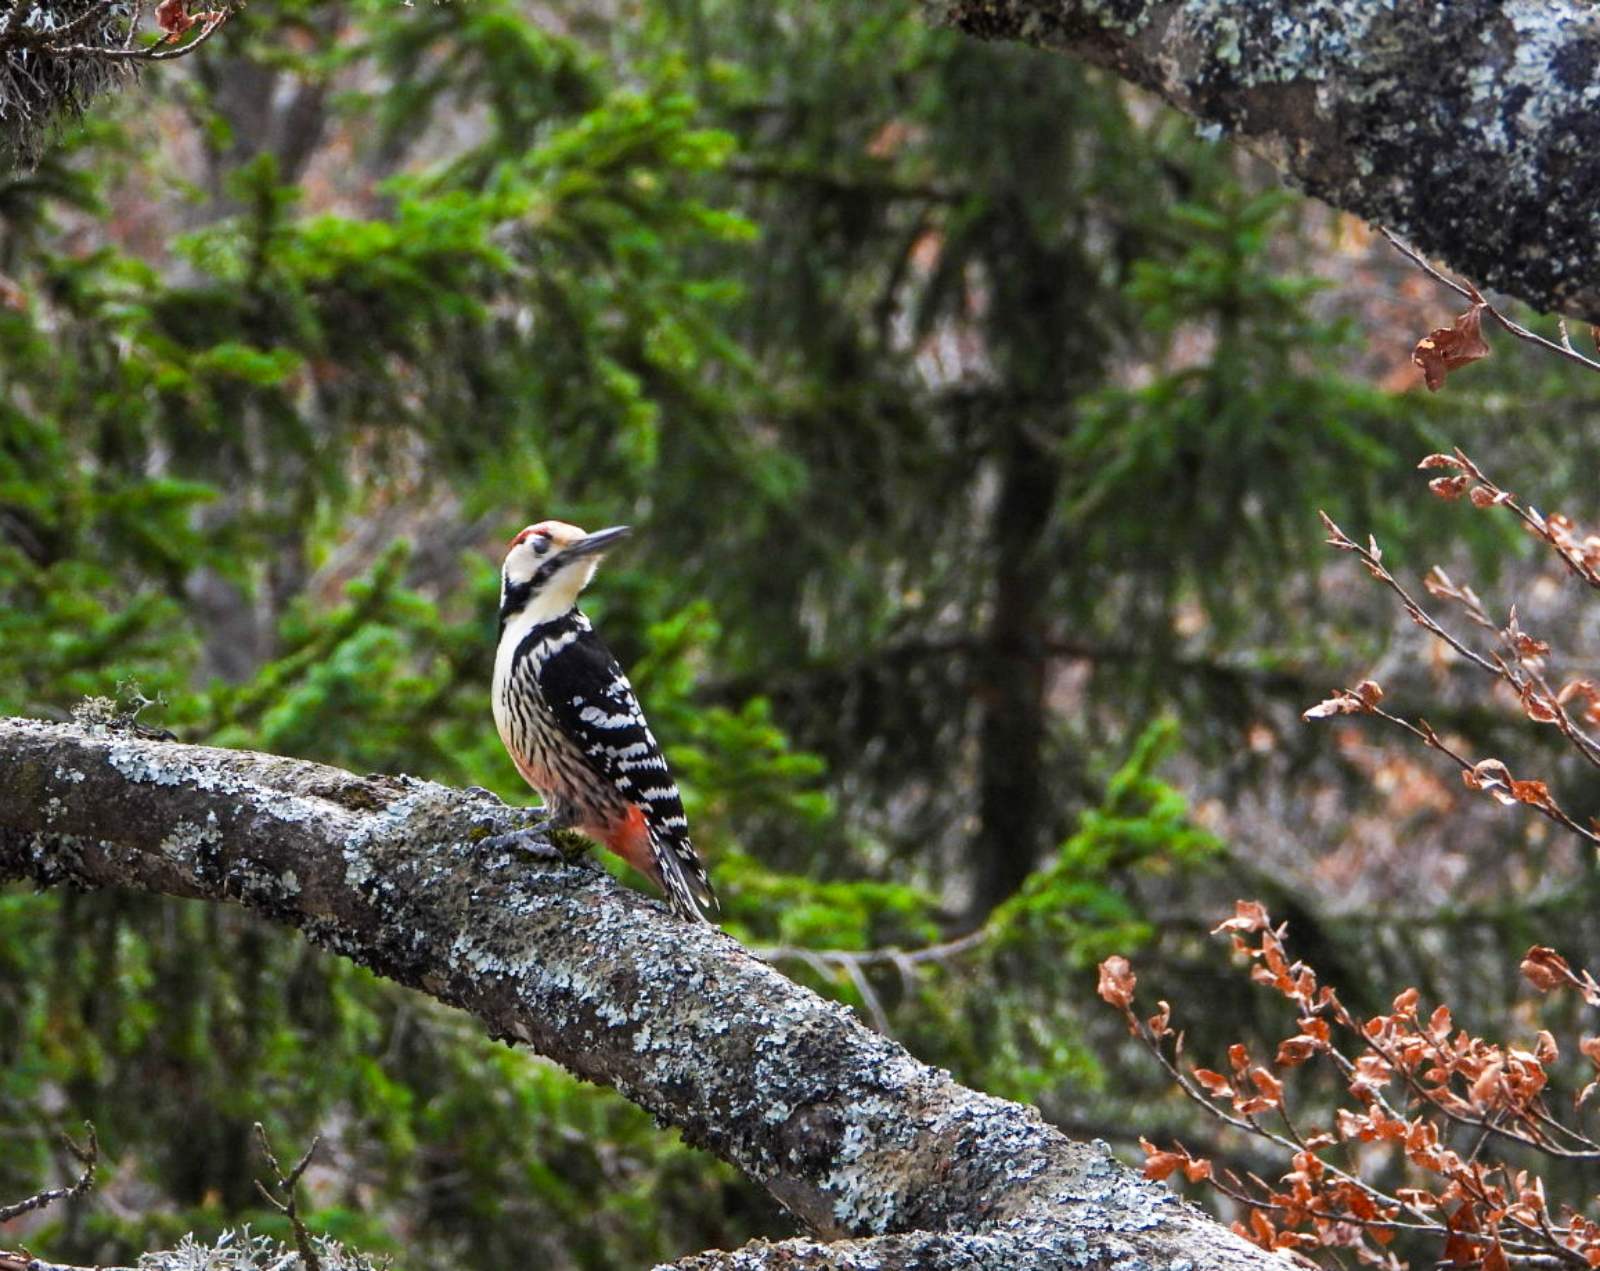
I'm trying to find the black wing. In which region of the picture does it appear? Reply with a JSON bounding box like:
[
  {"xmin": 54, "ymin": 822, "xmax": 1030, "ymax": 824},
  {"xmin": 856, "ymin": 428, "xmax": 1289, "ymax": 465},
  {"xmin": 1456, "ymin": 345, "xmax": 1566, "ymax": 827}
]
[{"xmin": 539, "ymin": 624, "xmax": 718, "ymax": 921}]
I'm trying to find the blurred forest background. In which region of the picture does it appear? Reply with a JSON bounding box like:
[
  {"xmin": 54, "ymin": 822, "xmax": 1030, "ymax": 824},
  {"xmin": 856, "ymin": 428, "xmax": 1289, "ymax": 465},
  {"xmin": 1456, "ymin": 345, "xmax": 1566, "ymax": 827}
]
[{"xmin": 5, "ymin": 0, "xmax": 1600, "ymax": 1266}]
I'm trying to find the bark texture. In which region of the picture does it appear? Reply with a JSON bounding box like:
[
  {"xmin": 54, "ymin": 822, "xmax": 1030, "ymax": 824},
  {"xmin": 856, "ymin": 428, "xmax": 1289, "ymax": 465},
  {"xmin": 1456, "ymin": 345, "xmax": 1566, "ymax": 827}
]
[
  {"xmin": 0, "ymin": 716, "xmax": 1278, "ymax": 1269},
  {"xmin": 927, "ymin": 0, "xmax": 1600, "ymax": 322}
]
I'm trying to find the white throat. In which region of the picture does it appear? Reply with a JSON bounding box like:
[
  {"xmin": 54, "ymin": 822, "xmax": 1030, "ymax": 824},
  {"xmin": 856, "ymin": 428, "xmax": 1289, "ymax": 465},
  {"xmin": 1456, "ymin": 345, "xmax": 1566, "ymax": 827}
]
[
  {"xmin": 499, "ymin": 556, "xmax": 599, "ymax": 632},
  {"xmin": 493, "ymin": 563, "xmax": 593, "ymax": 724}
]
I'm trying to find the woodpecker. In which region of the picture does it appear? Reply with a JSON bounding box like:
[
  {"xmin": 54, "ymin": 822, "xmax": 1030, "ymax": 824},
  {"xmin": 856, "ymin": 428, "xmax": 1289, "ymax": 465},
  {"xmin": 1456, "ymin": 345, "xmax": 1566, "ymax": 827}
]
[{"xmin": 491, "ymin": 520, "xmax": 718, "ymax": 923}]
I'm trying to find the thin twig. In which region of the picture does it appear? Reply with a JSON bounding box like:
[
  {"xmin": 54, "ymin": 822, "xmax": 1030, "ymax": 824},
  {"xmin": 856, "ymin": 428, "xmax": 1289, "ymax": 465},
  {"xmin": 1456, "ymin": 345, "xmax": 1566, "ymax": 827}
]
[
  {"xmin": 0, "ymin": 1123, "xmax": 98, "ymax": 1224},
  {"xmin": 41, "ymin": 1, "xmax": 238, "ymax": 60},
  {"xmin": 1317, "ymin": 511, "xmax": 1498, "ymax": 673},
  {"xmin": 757, "ymin": 927, "xmax": 987, "ymax": 974},
  {"xmin": 1317, "ymin": 508, "xmax": 1600, "ymax": 783},
  {"xmin": 755, "ymin": 928, "xmax": 989, "ymax": 1033},
  {"xmin": 252, "ymin": 1123, "xmax": 322, "ymax": 1271},
  {"xmin": 1380, "ymin": 228, "xmax": 1600, "ymax": 377},
  {"xmin": 1449, "ymin": 449, "xmax": 1600, "ymax": 592}
]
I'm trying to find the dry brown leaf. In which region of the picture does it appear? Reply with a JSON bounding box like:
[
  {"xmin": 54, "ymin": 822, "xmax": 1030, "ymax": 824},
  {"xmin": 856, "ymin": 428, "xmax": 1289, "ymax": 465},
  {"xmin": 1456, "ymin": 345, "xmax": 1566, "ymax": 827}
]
[
  {"xmin": 1096, "ymin": 955, "xmax": 1136, "ymax": 1010},
  {"xmin": 1413, "ymin": 303, "xmax": 1490, "ymax": 391},
  {"xmin": 154, "ymin": 0, "xmax": 195, "ymax": 34},
  {"xmin": 1463, "ymin": 758, "xmax": 1517, "ymax": 804},
  {"xmin": 1191, "ymin": 1068, "xmax": 1234, "ymax": 1099},
  {"xmin": 1522, "ymin": 946, "xmax": 1572, "ymax": 993},
  {"xmin": 1146, "ymin": 1000, "xmax": 1172, "ymax": 1038},
  {"xmin": 1249, "ymin": 1066, "xmax": 1284, "ymax": 1106},
  {"xmin": 1139, "ymin": 1139, "xmax": 1185, "ymax": 1182},
  {"xmin": 1181, "ymin": 1156, "xmax": 1211, "ymax": 1183},
  {"xmin": 1211, "ymin": 899, "xmax": 1272, "ymax": 934},
  {"xmin": 1511, "ymin": 778, "xmax": 1555, "ymax": 809}
]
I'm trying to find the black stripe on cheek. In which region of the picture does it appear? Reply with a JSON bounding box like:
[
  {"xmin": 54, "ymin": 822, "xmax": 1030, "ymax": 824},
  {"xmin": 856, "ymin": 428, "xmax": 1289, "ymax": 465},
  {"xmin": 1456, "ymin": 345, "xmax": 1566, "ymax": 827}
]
[
  {"xmin": 498, "ymin": 578, "xmax": 535, "ymax": 632},
  {"xmin": 531, "ymin": 555, "xmax": 573, "ymax": 591}
]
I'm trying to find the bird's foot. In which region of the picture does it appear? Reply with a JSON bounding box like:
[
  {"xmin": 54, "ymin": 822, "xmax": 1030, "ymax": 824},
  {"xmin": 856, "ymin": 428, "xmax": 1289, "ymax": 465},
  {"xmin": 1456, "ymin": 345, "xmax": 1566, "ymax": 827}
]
[
  {"xmin": 476, "ymin": 807, "xmax": 592, "ymax": 866},
  {"xmin": 476, "ymin": 826, "xmax": 563, "ymax": 863}
]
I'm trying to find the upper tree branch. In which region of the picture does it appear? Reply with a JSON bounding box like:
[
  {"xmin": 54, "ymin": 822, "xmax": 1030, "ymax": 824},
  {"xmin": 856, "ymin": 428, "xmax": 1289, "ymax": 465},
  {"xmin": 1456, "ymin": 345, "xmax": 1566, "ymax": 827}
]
[
  {"xmin": 927, "ymin": 0, "xmax": 1600, "ymax": 323},
  {"xmin": 0, "ymin": 717, "xmax": 1277, "ymax": 1270}
]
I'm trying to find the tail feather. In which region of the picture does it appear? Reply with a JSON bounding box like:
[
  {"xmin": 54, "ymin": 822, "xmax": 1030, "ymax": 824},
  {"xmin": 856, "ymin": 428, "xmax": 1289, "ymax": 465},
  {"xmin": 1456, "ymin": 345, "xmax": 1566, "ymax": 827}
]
[
  {"xmin": 598, "ymin": 801, "xmax": 718, "ymax": 923},
  {"xmin": 652, "ymin": 833, "xmax": 719, "ymax": 924}
]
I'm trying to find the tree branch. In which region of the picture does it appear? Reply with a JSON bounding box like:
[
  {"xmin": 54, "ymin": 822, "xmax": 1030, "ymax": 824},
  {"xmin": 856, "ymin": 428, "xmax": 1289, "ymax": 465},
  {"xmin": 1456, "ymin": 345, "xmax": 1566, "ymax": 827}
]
[
  {"xmin": 926, "ymin": 0, "xmax": 1600, "ymax": 322},
  {"xmin": 0, "ymin": 1124, "xmax": 97, "ymax": 1223},
  {"xmin": 0, "ymin": 716, "xmax": 1280, "ymax": 1269}
]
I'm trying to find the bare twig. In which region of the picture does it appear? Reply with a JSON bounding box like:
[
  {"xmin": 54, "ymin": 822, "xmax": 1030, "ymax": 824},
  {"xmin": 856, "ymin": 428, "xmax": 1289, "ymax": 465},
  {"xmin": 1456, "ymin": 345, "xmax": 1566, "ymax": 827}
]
[
  {"xmin": 1445, "ymin": 449, "xmax": 1600, "ymax": 592},
  {"xmin": 1316, "ymin": 512, "xmax": 1498, "ymax": 675},
  {"xmin": 0, "ymin": 1123, "xmax": 98, "ymax": 1224},
  {"xmin": 1381, "ymin": 228, "xmax": 1600, "ymax": 378},
  {"xmin": 756, "ymin": 927, "xmax": 987, "ymax": 975},
  {"xmin": 755, "ymin": 928, "xmax": 990, "ymax": 1033},
  {"xmin": 42, "ymin": 6, "xmax": 235, "ymax": 61},
  {"xmin": 252, "ymin": 1124, "xmax": 322, "ymax": 1271},
  {"xmin": 1313, "ymin": 507, "xmax": 1600, "ymax": 792}
]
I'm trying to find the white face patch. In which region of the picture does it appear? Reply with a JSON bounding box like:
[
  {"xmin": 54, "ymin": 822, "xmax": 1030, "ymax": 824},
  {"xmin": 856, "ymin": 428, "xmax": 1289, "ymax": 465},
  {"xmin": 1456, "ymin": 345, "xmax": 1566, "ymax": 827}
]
[
  {"xmin": 501, "ymin": 537, "xmax": 544, "ymax": 590},
  {"xmin": 500, "ymin": 520, "xmax": 605, "ymax": 626}
]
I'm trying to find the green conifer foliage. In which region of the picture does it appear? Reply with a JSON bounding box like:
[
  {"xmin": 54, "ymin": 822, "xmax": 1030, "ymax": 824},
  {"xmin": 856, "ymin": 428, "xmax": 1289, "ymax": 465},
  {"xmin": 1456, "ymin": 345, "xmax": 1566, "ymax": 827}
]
[{"xmin": 8, "ymin": 2, "xmax": 1600, "ymax": 1266}]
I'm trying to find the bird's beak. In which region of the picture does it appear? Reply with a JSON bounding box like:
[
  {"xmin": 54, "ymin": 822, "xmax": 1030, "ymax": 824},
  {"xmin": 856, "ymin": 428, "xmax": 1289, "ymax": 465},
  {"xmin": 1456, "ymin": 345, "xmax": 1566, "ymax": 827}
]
[{"xmin": 565, "ymin": 525, "xmax": 632, "ymax": 560}]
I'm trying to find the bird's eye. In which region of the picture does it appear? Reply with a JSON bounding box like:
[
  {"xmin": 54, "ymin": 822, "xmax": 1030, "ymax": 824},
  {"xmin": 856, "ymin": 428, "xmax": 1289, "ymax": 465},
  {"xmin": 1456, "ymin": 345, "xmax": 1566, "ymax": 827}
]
[{"xmin": 534, "ymin": 536, "xmax": 551, "ymax": 555}]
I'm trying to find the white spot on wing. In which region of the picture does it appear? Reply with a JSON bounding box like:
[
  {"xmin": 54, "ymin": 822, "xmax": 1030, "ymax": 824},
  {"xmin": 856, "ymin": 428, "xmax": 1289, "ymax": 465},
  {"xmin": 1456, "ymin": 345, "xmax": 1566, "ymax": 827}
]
[{"xmin": 579, "ymin": 705, "xmax": 636, "ymax": 729}]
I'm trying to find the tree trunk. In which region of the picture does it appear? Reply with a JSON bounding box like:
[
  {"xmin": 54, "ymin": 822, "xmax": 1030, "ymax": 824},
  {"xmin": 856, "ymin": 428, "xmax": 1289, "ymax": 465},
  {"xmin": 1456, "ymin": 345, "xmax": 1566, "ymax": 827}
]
[{"xmin": 973, "ymin": 422, "xmax": 1057, "ymax": 915}]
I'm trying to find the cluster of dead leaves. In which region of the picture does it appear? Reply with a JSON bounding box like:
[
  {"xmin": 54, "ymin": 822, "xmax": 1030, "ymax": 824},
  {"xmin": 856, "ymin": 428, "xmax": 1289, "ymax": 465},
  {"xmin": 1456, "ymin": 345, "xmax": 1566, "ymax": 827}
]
[
  {"xmin": 1418, "ymin": 451, "xmax": 1600, "ymax": 588},
  {"xmin": 1458, "ymin": 757, "xmax": 1557, "ymax": 813},
  {"xmin": 1304, "ymin": 448, "xmax": 1600, "ymax": 855},
  {"xmin": 1522, "ymin": 946, "xmax": 1600, "ymax": 1010},
  {"xmin": 1303, "ymin": 679, "xmax": 1384, "ymax": 721},
  {"xmin": 153, "ymin": 0, "xmax": 227, "ymax": 41},
  {"xmin": 1099, "ymin": 902, "xmax": 1600, "ymax": 1268},
  {"xmin": 1540, "ymin": 510, "xmax": 1600, "ymax": 584},
  {"xmin": 1420, "ymin": 452, "xmax": 1510, "ymax": 507}
]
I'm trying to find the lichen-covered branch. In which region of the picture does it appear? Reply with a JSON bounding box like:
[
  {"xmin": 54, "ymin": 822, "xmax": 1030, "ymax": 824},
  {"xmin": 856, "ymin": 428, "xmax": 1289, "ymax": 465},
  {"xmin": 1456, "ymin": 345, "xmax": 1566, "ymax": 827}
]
[
  {"xmin": 0, "ymin": 717, "xmax": 1276, "ymax": 1269},
  {"xmin": 2, "ymin": 1230, "xmax": 382, "ymax": 1271},
  {"xmin": 926, "ymin": 0, "xmax": 1600, "ymax": 323}
]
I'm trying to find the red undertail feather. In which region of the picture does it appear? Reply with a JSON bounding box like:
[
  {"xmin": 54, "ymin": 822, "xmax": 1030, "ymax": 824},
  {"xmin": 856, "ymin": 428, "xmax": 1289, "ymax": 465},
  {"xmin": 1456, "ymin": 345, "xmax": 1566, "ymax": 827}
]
[
  {"xmin": 591, "ymin": 802, "xmax": 716, "ymax": 924},
  {"xmin": 595, "ymin": 803, "xmax": 659, "ymax": 883}
]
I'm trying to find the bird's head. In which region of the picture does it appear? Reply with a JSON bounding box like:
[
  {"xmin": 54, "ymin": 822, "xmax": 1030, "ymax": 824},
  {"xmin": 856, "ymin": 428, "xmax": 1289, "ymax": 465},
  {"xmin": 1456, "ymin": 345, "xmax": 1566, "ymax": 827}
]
[{"xmin": 500, "ymin": 520, "xmax": 631, "ymax": 626}]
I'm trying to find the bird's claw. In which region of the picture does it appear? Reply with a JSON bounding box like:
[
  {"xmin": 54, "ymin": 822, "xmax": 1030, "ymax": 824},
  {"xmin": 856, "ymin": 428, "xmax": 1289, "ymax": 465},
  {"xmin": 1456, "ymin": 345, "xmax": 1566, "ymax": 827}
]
[{"xmin": 476, "ymin": 827, "xmax": 562, "ymax": 862}]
